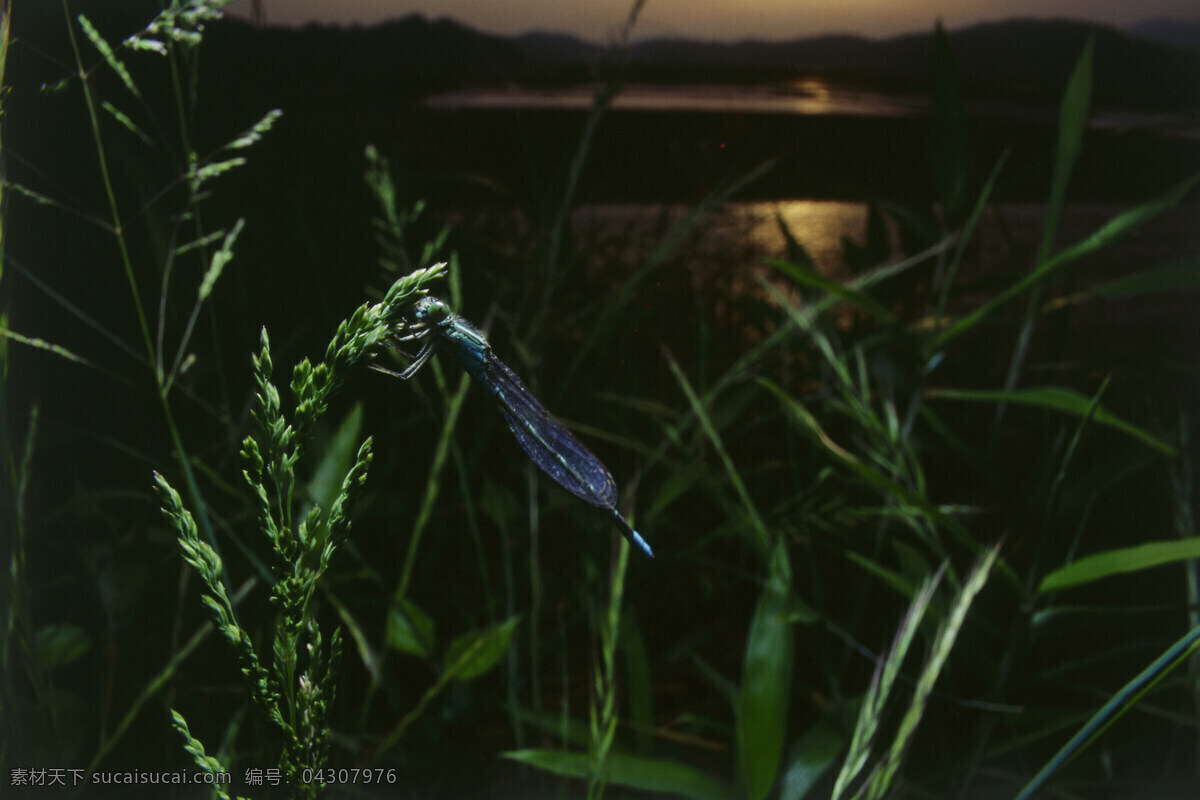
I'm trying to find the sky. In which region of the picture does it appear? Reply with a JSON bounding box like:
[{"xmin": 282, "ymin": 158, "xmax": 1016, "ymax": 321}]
[{"xmin": 224, "ymin": 0, "xmax": 1200, "ymax": 42}]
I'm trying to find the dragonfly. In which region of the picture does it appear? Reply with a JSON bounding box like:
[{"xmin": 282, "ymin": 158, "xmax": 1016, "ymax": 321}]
[{"xmin": 377, "ymin": 296, "xmax": 653, "ymax": 558}]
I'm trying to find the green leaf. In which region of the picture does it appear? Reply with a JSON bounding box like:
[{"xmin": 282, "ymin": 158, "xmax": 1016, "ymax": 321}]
[
  {"xmin": 385, "ymin": 597, "xmax": 435, "ymax": 659},
  {"xmin": 1091, "ymin": 255, "xmax": 1200, "ymax": 299},
  {"xmin": 327, "ymin": 589, "xmax": 382, "ymax": 683},
  {"xmin": 667, "ymin": 350, "xmax": 770, "ymax": 555},
  {"xmin": 779, "ymin": 717, "xmax": 847, "ymax": 800},
  {"xmin": 444, "ymin": 616, "xmax": 520, "ymax": 681},
  {"xmin": 1041, "ymin": 37, "xmax": 1093, "ymax": 261},
  {"xmin": 1039, "ymin": 538, "xmax": 1200, "ymax": 594},
  {"xmin": 737, "ymin": 540, "xmax": 795, "ymax": 800},
  {"xmin": 502, "ymin": 749, "xmax": 733, "ymax": 800},
  {"xmin": 931, "ymin": 171, "xmax": 1200, "ymax": 349},
  {"xmin": 35, "ymin": 623, "xmax": 91, "ymax": 669},
  {"xmin": 620, "ymin": 610, "xmax": 656, "ymax": 754},
  {"xmin": 845, "ymin": 552, "xmax": 917, "ymax": 599},
  {"xmin": 689, "ymin": 652, "xmax": 739, "ymax": 707},
  {"xmin": 928, "ymin": 386, "xmax": 1176, "ymax": 456},
  {"xmin": 1014, "ymin": 623, "xmax": 1200, "ymax": 800},
  {"xmin": 305, "ymin": 403, "xmax": 363, "ymax": 517},
  {"xmin": 512, "ymin": 707, "xmax": 591, "ymax": 749},
  {"xmin": 761, "ymin": 377, "xmax": 952, "ymax": 523},
  {"xmin": 765, "ymin": 258, "xmax": 894, "ymax": 322},
  {"xmin": 775, "ymin": 211, "xmax": 818, "ymax": 270}
]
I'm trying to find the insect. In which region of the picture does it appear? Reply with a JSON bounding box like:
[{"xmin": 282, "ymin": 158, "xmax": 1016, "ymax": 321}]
[{"xmin": 378, "ymin": 296, "xmax": 653, "ymax": 558}]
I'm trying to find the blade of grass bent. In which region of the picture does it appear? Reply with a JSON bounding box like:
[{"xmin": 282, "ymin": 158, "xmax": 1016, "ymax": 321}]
[
  {"xmin": 665, "ymin": 348, "xmax": 770, "ymax": 555},
  {"xmin": 1014, "ymin": 622, "xmax": 1200, "ymax": 800}
]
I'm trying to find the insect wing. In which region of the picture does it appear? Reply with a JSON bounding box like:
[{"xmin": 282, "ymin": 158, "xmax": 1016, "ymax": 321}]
[{"xmin": 484, "ymin": 352, "xmax": 619, "ymax": 509}]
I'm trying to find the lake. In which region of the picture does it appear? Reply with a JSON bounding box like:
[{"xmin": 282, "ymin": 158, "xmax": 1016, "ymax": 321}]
[
  {"xmin": 424, "ymin": 80, "xmax": 1198, "ymax": 136},
  {"xmin": 394, "ymin": 83, "xmax": 1199, "ymax": 205}
]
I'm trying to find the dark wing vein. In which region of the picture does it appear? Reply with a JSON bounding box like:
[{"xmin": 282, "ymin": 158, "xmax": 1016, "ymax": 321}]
[{"xmin": 484, "ymin": 351, "xmax": 618, "ymax": 508}]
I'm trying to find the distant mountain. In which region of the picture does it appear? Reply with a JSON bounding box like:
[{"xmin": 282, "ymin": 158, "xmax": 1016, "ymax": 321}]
[
  {"xmin": 514, "ymin": 31, "xmax": 599, "ymax": 63},
  {"xmin": 194, "ymin": 14, "xmax": 1200, "ymax": 110},
  {"xmin": 509, "ymin": 18, "xmax": 1199, "ymax": 107},
  {"xmin": 623, "ymin": 19, "xmax": 1196, "ymax": 79},
  {"xmin": 1125, "ymin": 17, "xmax": 1200, "ymax": 49}
]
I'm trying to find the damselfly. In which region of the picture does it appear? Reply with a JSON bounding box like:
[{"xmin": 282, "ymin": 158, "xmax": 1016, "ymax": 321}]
[{"xmin": 377, "ymin": 296, "xmax": 653, "ymax": 558}]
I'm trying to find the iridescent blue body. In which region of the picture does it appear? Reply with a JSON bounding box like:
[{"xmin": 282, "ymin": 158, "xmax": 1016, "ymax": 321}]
[{"xmin": 383, "ymin": 296, "xmax": 653, "ymax": 558}]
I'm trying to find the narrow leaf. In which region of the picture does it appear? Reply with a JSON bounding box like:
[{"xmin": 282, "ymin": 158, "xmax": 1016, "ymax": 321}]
[
  {"xmin": 928, "ymin": 386, "xmax": 1176, "ymax": 455},
  {"xmin": 305, "ymin": 403, "xmax": 363, "ymax": 517},
  {"xmin": 1041, "ymin": 37, "xmax": 1093, "ymax": 261},
  {"xmin": 1040, "ymin": 538, "xmax": 1200, "ymax": 594},
  {"xmin": 738, "ymin": 541, "xmax": 795, "ymax": 800},
  {"xmin": 385, "ymin": 597, "xmax": 435, "ymax": 659},
  {"xmin": 765, "ymin": 258, "xmax": 894, "ymax": 322},
  {"xmin": 1014, "ymin": 623, "xmax": 1200, "ymax": 800},
  {"xmin": 445, "ymin": 616, "xmax": 520, "ymax": 681},
  {"xmin": 779, "ymin": 718, "xmax": 849, "ymax": 800},
  {"xmin": 932, "ymin": 172, "xmax": 1200, "ymax": 349},
  {"xmin": 1091, "ymin": 255, "xmax": 1200, "ymax": 299},
  {"xmin": 35, "ymin": 623, "xmax": 91, "ymax": 669}
]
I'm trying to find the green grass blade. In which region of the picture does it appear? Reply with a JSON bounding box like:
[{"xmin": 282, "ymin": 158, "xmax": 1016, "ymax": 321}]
[
  {"xmin": 513, "ymin": 706, "xmax": 591, "ymax": 749},
  {"xmin": 844, "ymin": 552, "xmax": 918, "ymax": 599},
  {"xmin": 1041, "ymin": 36, "xmax": 1093, "ymax": 262},
  {"xmin": 779, "ymin": 717, "xmax": 848, "ymax": 800},
  {"xmin": 927, "ymin": 386, "xmax": 1176, "ymax": 456},
  {"xmin": 1014, "ymin": 623, "xmax": 1200, "ymax": 800},
  {"xmin": 503, "ymin": 749, "xmax": 734, "ymax": 800},
  {"xmin": 1039, "ymin": 538, "xmax": 1200, "ymax": 594},
  {"xmin": 833, "ymin": 568, "xmax": 944, "ymax": 800},
  {"xmin": 1091, "ymin": 254, "xmax": 1200, "ymax": 299},
  {"xmin": 864, "ymin": 544, "xmax": 999, "ymax": 798},
  {"xmin": 765, "ymin": 257, "xmax": 895, "ymax": 323},
  {"xmin": 304, "ymin": 403, "xmax": 363, "ymax": 519},
  {"xmin": 737, "ymin": 540, "xmax": 795, "ymax": 800},
  {"xmin": 564, "ymin": 158, "xmax": 776, "ymax": 390},
  {"xmin": 385, "ymin": 596, "xmax": 436, "ymax": 659},
  {"xmin": 931, "ymin": 151, "xmax": 1008, "ymax": 340},
  {"xmin": 90, "ymin": 579, "xmax": 258, "ymax": 771},
  {"xmin": 689, "ymin": 651, "xmax": 739, "ymax": 707},
  {"xmin": 760, "ymin": 378, "xmax": 946, "ymax": 520},
  {"xmin": 324, "ymin": 588, "xmax": 382, "ymax": 684},
  {"xmin": 931, "ymin": 171, "xmax": 1200, "ymax": 350},
  {"xmin": 444, "ymin": 615, "xmax": 521, "ymax": 681},
  {"xmin": 666, "ymin": 349, "xmax": 770, "ymax": 554},
  {"xmin": 33, "ymin": 623, "xmax": 90, "ymax": 669},
  {"xmin": 396, "ymin": 367, "xmax": 471, "ymax": 600},
  {"xmin": 619, "ymin": 611, "xmax": 656, "ymax": 754}
]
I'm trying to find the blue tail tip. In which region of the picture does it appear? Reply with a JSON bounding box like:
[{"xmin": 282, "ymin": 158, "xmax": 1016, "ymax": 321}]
[
  {"xmin": 611, "ymin": 508, "xmax": 654, "ymax": 558},
  {"xmin": 632, "ymin": 531, "xmax": 655, "ymax": 559}
]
